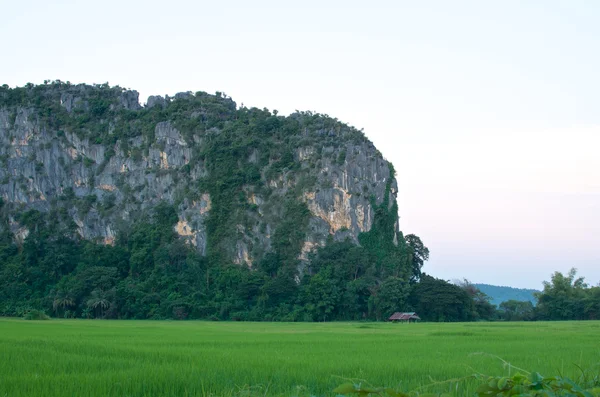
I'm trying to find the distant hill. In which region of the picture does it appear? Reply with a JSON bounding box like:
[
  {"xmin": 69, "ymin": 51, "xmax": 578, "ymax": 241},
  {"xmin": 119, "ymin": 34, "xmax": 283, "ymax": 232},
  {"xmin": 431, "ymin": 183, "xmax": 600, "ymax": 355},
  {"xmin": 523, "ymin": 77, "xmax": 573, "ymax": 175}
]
[{"xmin": 474, "ymin": 284, "xmax": 539, "ymax": 306}]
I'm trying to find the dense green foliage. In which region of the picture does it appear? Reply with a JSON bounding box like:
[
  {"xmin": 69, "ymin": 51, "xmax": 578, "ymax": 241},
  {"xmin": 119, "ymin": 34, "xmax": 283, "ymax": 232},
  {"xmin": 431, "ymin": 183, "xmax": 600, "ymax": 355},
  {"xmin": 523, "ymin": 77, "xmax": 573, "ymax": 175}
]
[
  {"xmin": 472, "ymin": 372, "xmax": 600, "ymax": 397},
  {"xmin": 492, "ymin": 269, "xmax": 600, "ymax": 321},
  {"xmin": 0, "ymin": 199, "xmax": 491, "ymax": 321},
  {"xmin": 534, "ymin": 268, "xmax": 600, "ymax": 321},
  {"xmin": 408, "ymin": 275, "xmax": 494, "ymax": 322},
  {"xmin": 1, "ymin": 319, "xmax": 599, "ymax": 397},
  {"xmin": 335, "ymin": 371, "xmax": 600, "ymax": 397},
  {"xmin": 22, "ymin": 309, "xmax": 49, "ymax": 320},
  {"xmin": 0, "ymin": 156, "xmax": 491, "ymax": 322},
  {"xmin": 498, "ymin": 300, "xmax": 535, "ymax": 321}
]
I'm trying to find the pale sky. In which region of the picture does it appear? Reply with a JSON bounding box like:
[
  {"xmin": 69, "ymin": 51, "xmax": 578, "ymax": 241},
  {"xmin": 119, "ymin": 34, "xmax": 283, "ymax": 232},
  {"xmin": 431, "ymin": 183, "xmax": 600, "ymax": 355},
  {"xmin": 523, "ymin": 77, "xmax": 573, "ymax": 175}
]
[{"xmin": 2, "ymin": 0, "xmax": 599, "ymax": 288}]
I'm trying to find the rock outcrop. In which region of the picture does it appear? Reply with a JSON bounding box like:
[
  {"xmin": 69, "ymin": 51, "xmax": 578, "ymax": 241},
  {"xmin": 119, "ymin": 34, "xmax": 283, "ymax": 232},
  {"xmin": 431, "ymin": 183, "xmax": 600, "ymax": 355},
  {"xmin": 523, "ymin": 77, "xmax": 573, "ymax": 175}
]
[{"xmin": 0, "ymin": 81, "xmax": 399, "ymax": 268}]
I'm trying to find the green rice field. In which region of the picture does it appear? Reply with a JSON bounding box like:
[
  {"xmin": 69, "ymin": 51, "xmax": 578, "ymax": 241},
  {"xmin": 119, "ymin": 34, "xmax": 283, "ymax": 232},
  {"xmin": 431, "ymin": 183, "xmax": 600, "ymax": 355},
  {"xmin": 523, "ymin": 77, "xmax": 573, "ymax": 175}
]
[{"xmin": 1, "ymin": 319, "xmax": 599, "ymax": 396}]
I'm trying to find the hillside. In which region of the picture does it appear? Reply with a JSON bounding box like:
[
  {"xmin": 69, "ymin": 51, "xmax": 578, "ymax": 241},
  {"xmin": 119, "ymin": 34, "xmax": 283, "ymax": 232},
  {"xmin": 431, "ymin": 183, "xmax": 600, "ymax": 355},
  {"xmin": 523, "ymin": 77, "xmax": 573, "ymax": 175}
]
[
  {"xmin": 0, "ymin": 81, "xmax": 424, "ymax": 321},
  {"xmin": 0, "ymin": 82, "xmax": 398, "ymax": 264},
  {"xmin": 474, "ymin": 283, "xmax": 538, "ymax": 306}
]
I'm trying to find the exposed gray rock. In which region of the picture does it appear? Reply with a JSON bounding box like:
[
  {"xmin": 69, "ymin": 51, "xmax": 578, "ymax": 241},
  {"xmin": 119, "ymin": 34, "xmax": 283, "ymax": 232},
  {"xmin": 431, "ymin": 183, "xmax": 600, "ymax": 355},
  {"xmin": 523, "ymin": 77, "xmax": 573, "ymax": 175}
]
[
  {"xmin": 146, "ymin": 95, "xmax": 166, "ymax": 109},
  {"xmin": 0, "ymin": 84, "xmax": 400, "ymax": 269},
  {"xmin": 118, "ymin": 90, "xmax": 141, "ymax": 110},
  {"xmin": 174, "ymin": 92, "xmax": 193, "ymax": 100}
]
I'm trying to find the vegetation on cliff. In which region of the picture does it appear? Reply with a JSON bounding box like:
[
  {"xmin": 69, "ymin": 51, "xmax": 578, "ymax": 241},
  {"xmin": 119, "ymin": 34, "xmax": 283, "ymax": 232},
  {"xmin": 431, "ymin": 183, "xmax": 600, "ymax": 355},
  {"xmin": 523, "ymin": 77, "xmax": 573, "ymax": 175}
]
[
  {"xmin": 1, "ymin": 178, "xmax": 466, "ymax": 321},
  {"xmin": 0, "ymin": 81, "xmax": 497, "ymax": 321}
]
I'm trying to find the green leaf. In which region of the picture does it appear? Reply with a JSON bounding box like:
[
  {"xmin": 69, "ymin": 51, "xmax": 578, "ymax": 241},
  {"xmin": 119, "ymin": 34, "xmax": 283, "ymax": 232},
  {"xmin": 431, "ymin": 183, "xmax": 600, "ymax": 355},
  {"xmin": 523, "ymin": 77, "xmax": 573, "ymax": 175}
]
[
  {"xmin": 476, "ymin": 384, "xmax": 496, "ymax": 394},
  {"xmin": 383, "ymin": 388, "xmax": 409, "ymax": 397},
  {"xmin": 359, "ymin": 386, "xmax": 380, "ymax": 394},
  {"xmin": 543, "ymin": 377, "xmax": 559, "ymax": 382},
  {"xmin": 333, "ymin": 383, "xmax": 358, "ymax": 394},
  {"xmin": 531, "ymin": 373, "xmax": 544, "ymax": 384},
  {"xmin": 512, "ymin": 373, "xmax": 528, "ymax": 384}
]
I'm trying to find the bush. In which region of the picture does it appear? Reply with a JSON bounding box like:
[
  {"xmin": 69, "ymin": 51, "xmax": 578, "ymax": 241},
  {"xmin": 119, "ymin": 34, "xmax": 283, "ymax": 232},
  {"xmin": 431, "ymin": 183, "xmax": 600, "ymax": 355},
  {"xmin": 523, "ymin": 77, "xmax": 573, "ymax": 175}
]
[
  {"xmin": 23, "ymin": 309, "xmax": 50, "ymax": 320},
  {"xmin": 334, "ymin": 370, "xmax": 600, "ymax": 397}
]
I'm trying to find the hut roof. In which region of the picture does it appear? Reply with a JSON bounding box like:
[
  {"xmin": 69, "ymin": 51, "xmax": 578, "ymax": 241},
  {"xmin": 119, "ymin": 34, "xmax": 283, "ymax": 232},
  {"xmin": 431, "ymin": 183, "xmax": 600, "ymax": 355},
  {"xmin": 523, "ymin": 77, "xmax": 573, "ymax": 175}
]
[{"xmin": 388, "ymin": 312, "xmax": 421, "ymax": 321}]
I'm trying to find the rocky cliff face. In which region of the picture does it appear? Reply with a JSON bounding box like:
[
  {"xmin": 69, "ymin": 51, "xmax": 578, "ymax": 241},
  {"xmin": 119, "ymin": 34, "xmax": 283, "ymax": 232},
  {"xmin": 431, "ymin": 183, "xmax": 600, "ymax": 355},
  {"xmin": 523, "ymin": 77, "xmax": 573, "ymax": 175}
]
[{"xmin": 0, "ymin": 82, "xmax": 399, "ymax": 268}]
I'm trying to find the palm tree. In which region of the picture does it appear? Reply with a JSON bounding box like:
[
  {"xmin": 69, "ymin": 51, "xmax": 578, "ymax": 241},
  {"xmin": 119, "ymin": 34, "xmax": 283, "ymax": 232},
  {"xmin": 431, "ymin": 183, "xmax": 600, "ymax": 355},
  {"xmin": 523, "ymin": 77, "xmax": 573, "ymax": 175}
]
[
  {"xmin": 81, "ymin": 307, "xmax": 92, "ymax": 319},
  {"xmin": 86, "ymin": 290, "xmax": 110, "ymax": 318},
  {"xmin": 52, "ymin": 294, "xmax": 74, "ymax": 317}
]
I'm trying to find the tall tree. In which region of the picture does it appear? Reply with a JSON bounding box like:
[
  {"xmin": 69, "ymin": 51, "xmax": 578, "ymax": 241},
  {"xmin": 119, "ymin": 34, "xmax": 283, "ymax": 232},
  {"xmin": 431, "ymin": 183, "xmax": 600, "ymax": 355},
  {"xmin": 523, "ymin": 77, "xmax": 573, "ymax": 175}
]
[
  {"xmin": 454, "ymin": 279, "xmax": 497, "ymax": 320},
  {"xmin": 499, "ymin": 300, "xmax": 534, "ymax": 321},
  {"xmin": 535, "ymin": 268, "xmax": 587, "ymax": 320},
  {"xmin": 405, "ymin": 234, "xmax": 429, "ymax": 283},
  {"xmin": 409, "ymin": 274, "xmax": 473, "ymax": 322}
]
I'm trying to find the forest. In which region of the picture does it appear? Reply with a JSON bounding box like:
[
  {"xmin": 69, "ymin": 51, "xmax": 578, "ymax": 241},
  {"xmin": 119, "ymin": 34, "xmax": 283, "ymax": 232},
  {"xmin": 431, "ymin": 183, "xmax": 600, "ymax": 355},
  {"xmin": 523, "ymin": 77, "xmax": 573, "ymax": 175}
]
[
  {"xmin": 0, "ymin": 196, "xmax": 487, "ymax": 321},
  {"xmin": 1, "ymin": 197, "xmax": 598, "ymax": 322}
]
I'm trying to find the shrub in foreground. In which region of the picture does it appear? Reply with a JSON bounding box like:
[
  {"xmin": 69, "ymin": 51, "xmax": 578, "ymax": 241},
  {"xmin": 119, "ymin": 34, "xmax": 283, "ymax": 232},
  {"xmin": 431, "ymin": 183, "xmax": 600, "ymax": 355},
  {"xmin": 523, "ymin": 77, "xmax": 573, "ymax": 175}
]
[
  {"xmin": 23, "ymin": 309, "xmax": 50, "ymax": 320},
  {"xmin": 334, "ymin": 371, "xmax": 600, "ymax": 397}
]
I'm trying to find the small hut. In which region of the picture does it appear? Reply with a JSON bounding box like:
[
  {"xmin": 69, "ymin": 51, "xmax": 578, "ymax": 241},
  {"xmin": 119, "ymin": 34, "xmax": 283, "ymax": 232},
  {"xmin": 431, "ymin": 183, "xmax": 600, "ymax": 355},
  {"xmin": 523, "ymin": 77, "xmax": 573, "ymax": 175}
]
[{"xmin": 388, "ymin": 312, "xmax": 421, "ymax": 323}]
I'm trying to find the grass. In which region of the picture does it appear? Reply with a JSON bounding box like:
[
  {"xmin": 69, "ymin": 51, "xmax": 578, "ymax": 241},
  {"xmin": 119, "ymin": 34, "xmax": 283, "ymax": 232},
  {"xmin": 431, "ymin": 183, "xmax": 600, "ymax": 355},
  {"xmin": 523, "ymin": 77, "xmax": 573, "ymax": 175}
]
[{"xmin": 0, "ymin": 319, "xmax": 599, "ymax": 396}]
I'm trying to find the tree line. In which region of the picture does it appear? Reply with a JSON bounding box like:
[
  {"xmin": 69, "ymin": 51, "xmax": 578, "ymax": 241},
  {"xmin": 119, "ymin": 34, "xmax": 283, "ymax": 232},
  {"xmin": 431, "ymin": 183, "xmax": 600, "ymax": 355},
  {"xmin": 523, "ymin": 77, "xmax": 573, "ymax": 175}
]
[
  {"xmin": 497, "ymin": 268, "xmax": 600, "ymax": 321},
  {"xmin": 1, "ymin": 199, "xmax": 597, "ymax": 322},
  {"xmin": 0, "ymin": 199, "xmax": 493, "ymax": 322}
]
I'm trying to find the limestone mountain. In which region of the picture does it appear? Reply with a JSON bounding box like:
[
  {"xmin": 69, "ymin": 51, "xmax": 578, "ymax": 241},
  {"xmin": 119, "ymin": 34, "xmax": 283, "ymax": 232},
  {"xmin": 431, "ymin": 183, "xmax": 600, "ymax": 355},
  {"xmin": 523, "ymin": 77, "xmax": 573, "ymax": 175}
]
[
  {"xmin": 0, "ymin": 81, "xmax": 399, "ymax": 268},
  {"xmin": 0, "ymin": 81, "xmax": 419, "ymax": 321}
]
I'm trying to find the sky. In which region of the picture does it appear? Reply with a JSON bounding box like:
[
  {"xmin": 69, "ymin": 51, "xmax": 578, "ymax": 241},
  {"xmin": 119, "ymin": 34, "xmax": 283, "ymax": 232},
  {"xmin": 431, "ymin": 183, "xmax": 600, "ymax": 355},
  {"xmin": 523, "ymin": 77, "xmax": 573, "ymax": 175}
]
[{"xmin": 2, "ymin": 0, "xmax": 599, "ymax": 289}]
